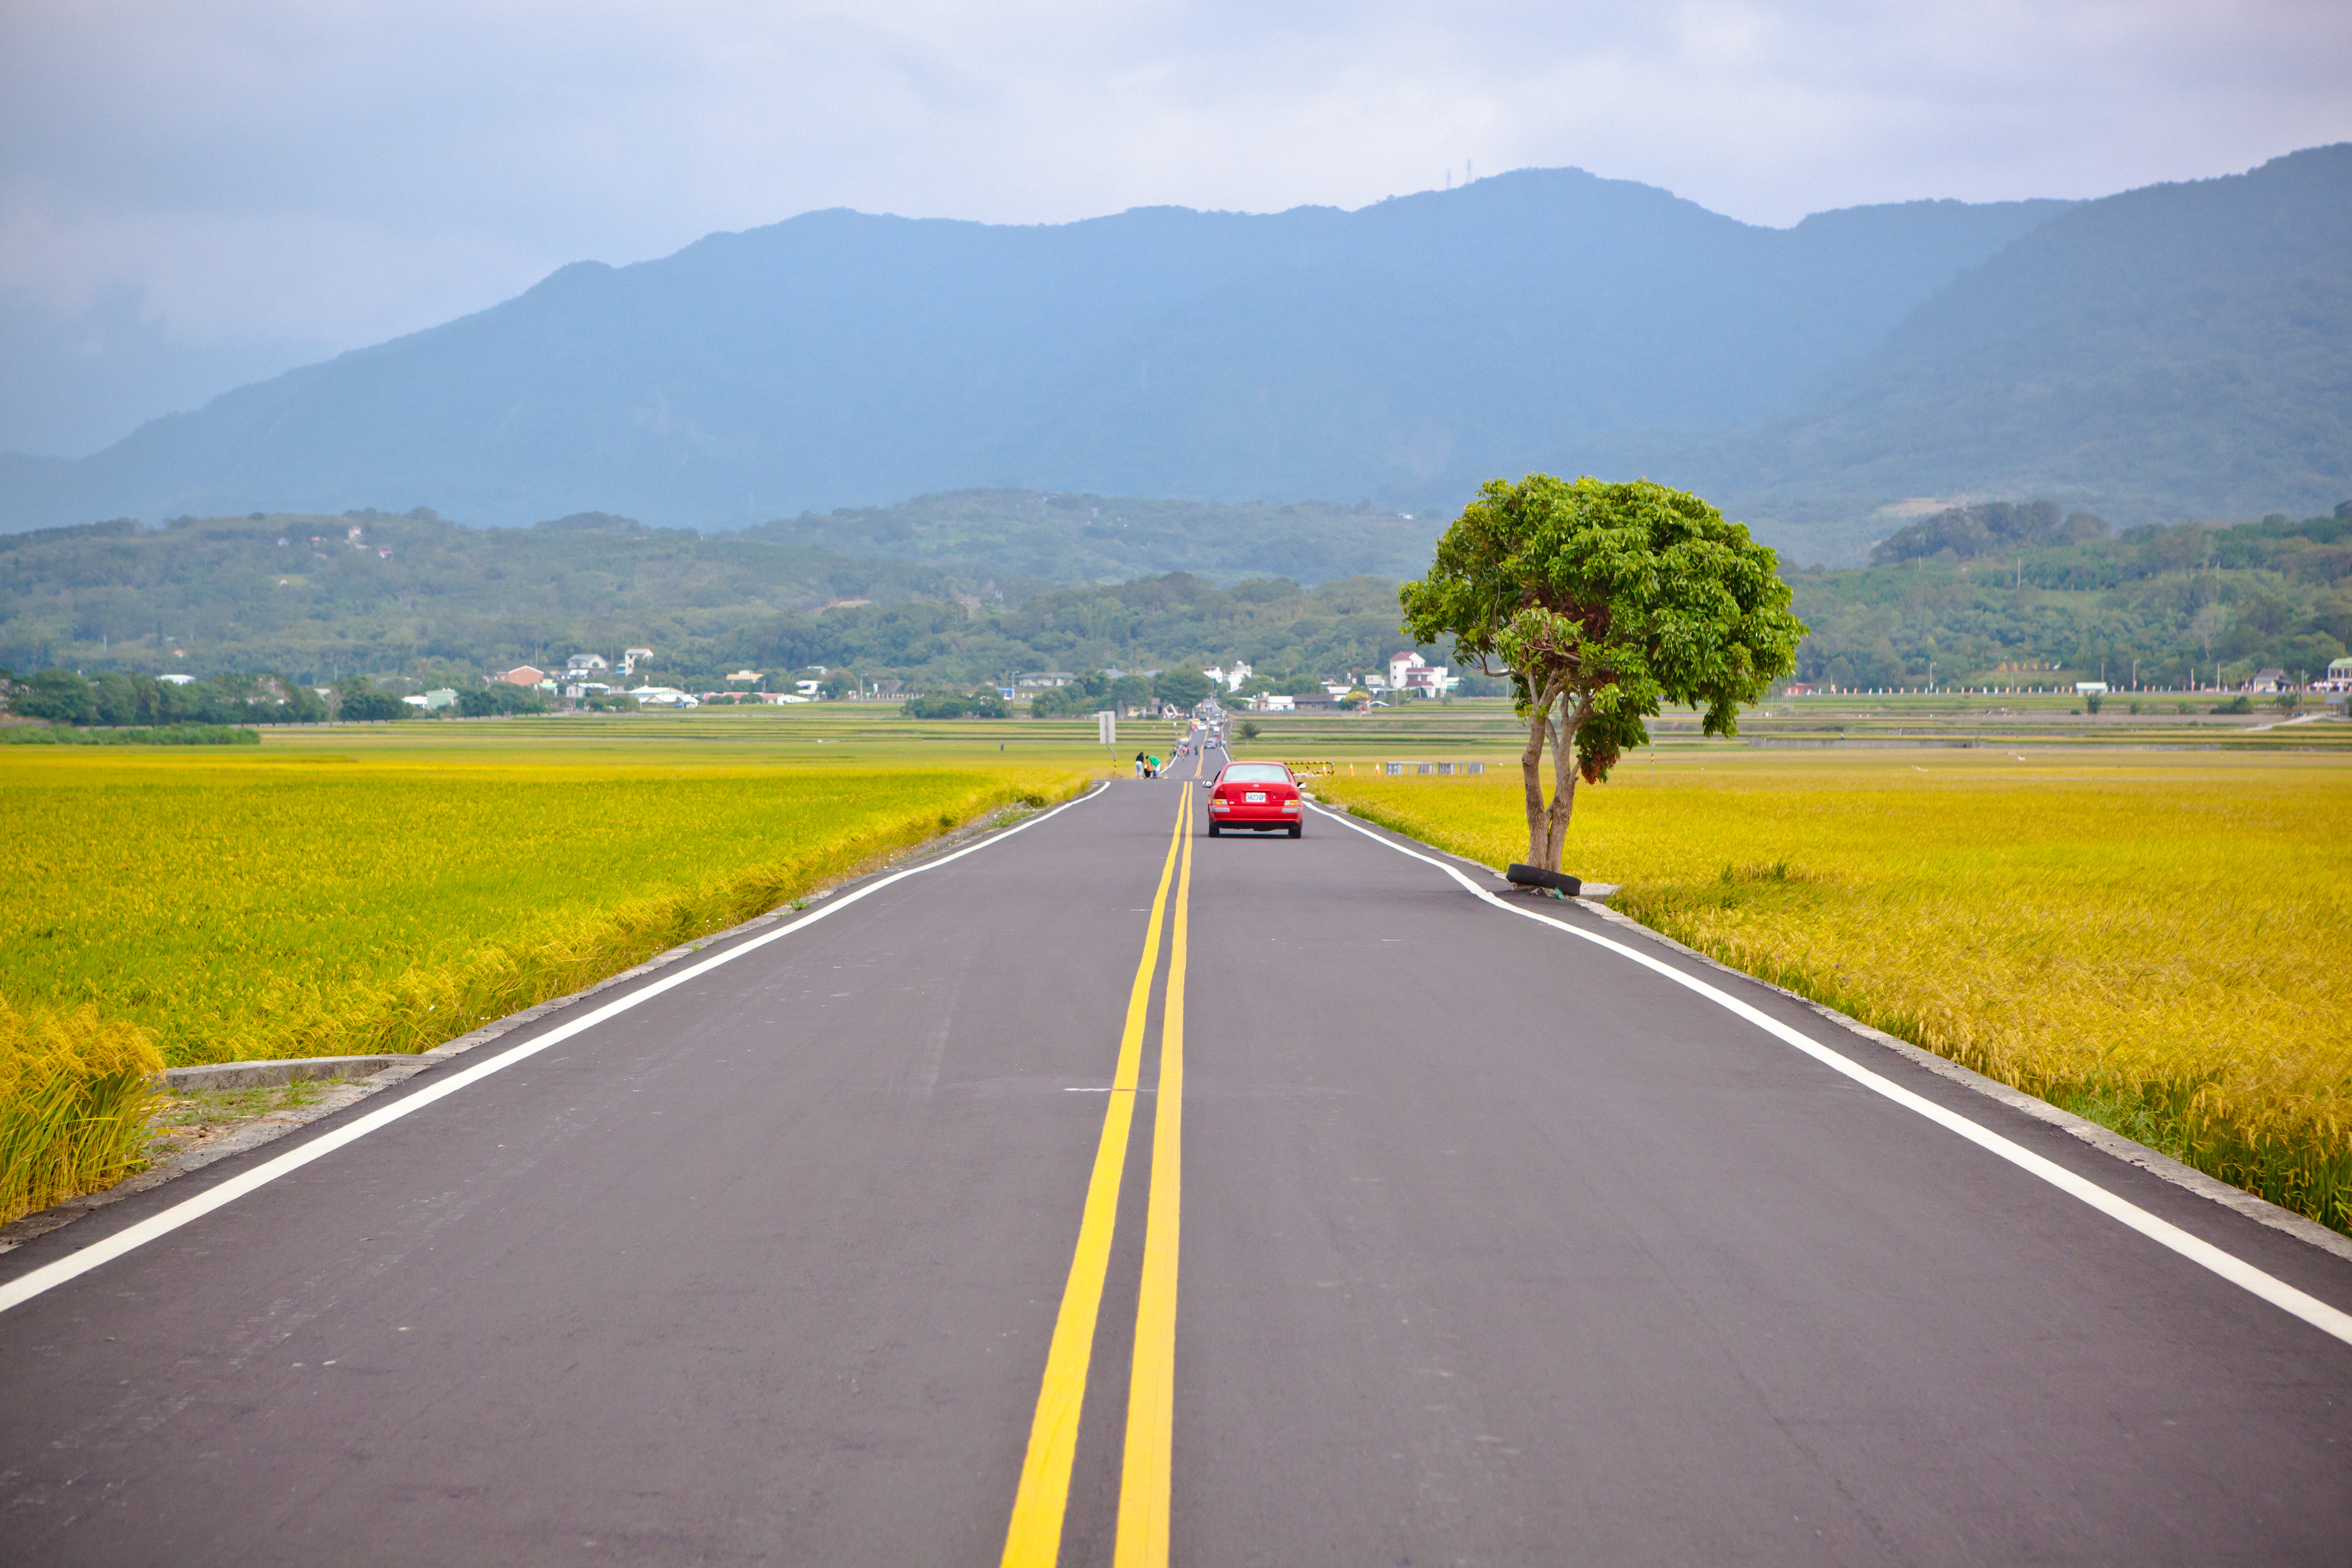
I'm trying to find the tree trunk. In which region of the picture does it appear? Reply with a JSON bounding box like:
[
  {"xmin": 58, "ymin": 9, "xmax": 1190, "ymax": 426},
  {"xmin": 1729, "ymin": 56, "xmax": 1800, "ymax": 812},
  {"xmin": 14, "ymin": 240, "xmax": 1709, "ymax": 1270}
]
[
  {"xmin": 1520, "ymin": 681, "xmax": 1555, "ymax": 866},
  {"xmin": 1521, "ymin": 682, "xmax": 1586, "ymax": 873},
  {"xmin": 1545, "ymin": 701, "xmax": 1582, "ymax": 871}
]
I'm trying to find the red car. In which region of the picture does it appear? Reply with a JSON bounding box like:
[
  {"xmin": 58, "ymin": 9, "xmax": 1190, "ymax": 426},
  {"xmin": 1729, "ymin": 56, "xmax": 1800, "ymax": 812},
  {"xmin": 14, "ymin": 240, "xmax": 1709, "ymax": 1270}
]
[{"xmin": 1205, "ymin": 761, "xmax": 1304, "ymax": 838}]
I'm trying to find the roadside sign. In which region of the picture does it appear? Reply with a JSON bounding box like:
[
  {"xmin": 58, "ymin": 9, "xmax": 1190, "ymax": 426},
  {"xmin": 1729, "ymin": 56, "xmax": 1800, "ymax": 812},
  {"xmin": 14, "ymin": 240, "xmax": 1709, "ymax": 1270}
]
[{"xmin": 1096, "ymin": 710, "xmax": 1117, "ymax": 746}]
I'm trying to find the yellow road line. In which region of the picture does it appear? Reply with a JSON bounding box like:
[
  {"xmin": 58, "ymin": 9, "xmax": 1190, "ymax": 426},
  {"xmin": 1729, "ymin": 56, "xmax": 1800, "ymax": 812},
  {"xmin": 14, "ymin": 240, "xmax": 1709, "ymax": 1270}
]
[
  {"xmin": 1000, "ymin": 787, "xmax": 1190, "ymax": 1568},
  {"xmin": 1116, "ymin": 774, "xmax": 1195, "ymax": 1566}
]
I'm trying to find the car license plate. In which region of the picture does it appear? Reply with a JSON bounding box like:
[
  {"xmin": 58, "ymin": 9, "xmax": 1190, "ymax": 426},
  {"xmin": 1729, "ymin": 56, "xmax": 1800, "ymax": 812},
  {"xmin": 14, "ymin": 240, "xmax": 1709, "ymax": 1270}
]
[{"xmin": 1246, "ymin": 791, "xmax": 1266, "ymax": 802}]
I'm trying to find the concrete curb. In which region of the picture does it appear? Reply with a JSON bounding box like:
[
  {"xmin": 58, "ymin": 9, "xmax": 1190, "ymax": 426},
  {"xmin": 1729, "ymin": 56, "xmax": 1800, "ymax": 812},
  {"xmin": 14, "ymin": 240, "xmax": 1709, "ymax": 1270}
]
[
  {"xmin": 1324, "ymin": 800, "xmax": 2352, "ymax": 1268},
  {"xmin": 162, "ymin": 1056, "xmax": 405, "ymax": 1093},
  {"xmin": 0, "ymin": 794, "xmax": 1066, "ymax": 1256}
]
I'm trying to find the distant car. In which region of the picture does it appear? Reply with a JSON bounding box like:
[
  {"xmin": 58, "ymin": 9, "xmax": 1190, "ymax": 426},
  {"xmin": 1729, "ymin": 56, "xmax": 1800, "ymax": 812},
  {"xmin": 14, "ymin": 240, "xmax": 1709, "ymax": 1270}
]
[{"xmin": 1205, "ymin": 761, "xmax": 1303, "ymax": 838}]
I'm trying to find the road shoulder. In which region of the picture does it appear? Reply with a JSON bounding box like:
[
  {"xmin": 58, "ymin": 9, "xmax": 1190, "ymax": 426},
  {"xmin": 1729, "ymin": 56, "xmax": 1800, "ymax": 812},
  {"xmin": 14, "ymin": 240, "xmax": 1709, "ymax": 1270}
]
[
  {"xmin": 1309, "ymin": 796, "xmax": 2352, "ymax": 1269},
  {"xmin": 0, "ymin": 794, "xmax": 1075, "ymax": 1257}
]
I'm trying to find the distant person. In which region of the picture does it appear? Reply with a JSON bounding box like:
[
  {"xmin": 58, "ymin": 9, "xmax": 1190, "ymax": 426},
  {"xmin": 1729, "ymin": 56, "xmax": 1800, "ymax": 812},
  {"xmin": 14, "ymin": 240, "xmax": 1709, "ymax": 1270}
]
[
  {"xmin": 1134, "ymin": 751, "xmax": 1147, "ymax": 779},
  {"xmin": 1148, "ymin": 755, "xmax": 1161, "ymax": 778}
]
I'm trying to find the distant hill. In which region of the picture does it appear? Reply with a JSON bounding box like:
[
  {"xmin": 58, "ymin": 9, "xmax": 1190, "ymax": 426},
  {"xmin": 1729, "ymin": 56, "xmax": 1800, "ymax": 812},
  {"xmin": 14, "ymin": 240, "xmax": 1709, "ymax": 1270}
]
[
  {"xmin": 1717, "ymin": 146, "xmax": 2352, "ymax": 554},
  {"xmin": 8, "ymin": 498, "xmax": 2344, "ymax": 699},
  {"xmin": 1786, "ymin": 504, "xmax": 2352, "ymax": 691},
  {"xmin": 0, "ymin": 508, "xmax": 975, "ymax": 684},
  {"xmin": 742, "ymin": 489, "xmax": 1439, "ymax": 583},
  {"xmin": 0, "ymin": 172, "xmax": 2065, "ymax": 546},
  {"xmin": 0, "ymin": 494, "xmax": 1439, "ymax": 684}
]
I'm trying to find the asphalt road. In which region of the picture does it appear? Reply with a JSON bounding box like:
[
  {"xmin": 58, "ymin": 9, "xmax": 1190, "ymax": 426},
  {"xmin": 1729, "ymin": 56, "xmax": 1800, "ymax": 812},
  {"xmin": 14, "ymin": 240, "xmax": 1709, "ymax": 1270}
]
[{"xmin": 4, "ymin": 756, "xmax": 2351, "ymax": 1565}]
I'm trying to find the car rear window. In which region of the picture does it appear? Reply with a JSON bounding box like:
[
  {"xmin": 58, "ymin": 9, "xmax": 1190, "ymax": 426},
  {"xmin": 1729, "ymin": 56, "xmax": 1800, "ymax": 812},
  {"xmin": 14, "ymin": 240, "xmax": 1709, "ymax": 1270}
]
[{"xmin": 1222, "ymin": 764, "xmax": 1289, "ymax": 782}]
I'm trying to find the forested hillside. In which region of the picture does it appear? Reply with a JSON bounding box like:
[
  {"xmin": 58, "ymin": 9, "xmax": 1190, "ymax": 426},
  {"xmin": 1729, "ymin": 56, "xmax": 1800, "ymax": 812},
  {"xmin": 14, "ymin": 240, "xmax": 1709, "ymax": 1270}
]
[
  {"xmin": 0, "ymin": 506, "xmax": 1450, "ymax": 692},
  {"xmin": 7, "ymin": 499, "xmax": 2347, "ymax": 699},
  {"xmin": 0, "ymin": 508, "xmax": 973, "ymax": 683},
  {"xmin": 743, "ymin": 489, "xmax": 1435, "ymax": 584},
  {"xmin": 1787, "ymin": 503, "xmax": 2352, "ymax": 688},
  {"xmin": 1719, "ymin": 146, "xmax": 2352, "ymax": 550}
]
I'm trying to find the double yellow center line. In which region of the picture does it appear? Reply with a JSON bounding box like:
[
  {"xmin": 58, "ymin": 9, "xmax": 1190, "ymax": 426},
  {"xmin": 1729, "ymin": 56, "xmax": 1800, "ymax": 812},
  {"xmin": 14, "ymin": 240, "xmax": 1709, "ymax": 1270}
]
[{"xmin": 1001, "ymin": 786, "xmax": 1194, "ymax": 1568}]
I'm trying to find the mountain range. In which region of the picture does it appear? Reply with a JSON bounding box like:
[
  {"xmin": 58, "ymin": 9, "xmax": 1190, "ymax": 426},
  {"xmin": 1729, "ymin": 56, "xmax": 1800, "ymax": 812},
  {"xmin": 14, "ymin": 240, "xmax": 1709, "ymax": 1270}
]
[{"xmin": 3, "ymin": 147, "xmax": 2346, "ymax": 565}]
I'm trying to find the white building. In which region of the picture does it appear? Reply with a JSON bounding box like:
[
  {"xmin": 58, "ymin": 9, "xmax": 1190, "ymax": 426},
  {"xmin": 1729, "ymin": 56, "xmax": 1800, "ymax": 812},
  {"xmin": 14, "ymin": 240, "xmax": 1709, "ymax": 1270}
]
[
  {"xmin": 1387, "ymin": 651, "xmax": 1456, "ymax": 699},
  {"xmin": 1204, "ymin": 662, "xmax": 1253, "ymax": 692},
  {"xmin": 621, "ymin": 647, "xmax": 654, "ymax": 676},
  {"xmin": 566, "ymin": 653, "xmax": 610, "ymax": 675},
  {"xmin": 627, "ymin": 685, "xmax": 699, "ymax": 708}
]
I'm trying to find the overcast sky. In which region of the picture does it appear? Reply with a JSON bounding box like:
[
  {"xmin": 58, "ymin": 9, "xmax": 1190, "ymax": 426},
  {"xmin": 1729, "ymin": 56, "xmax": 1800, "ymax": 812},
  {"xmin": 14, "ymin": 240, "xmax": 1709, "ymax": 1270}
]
[{"xmin": 3, "ymin": 0, "xmax": 2349, "ymax": 454}]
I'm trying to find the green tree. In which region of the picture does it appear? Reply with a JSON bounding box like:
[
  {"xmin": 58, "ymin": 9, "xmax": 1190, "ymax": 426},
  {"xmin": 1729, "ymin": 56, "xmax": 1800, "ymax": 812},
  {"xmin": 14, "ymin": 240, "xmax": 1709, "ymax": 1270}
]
[
  {"xmin": 335, "ymin": 677, "xmax": 408, "ymax": 722},
  {"xmin": 900, "ymin": 689, "xmax": 1008, "ymax": 719},
  {"xmin": 1400, "ymin": 476, "xmax": 1803, "ymax": 872},
  {"xmin": 457, "ymin": 683, "xmax": 551, "ymax": 718},
  {"xmin": 92, "ymin": 671, "xmax": 152, "ymax": 726},
  {"xmin": 1153, "ymin": 668, "xmax": 1212, "ymax": 709},
  {"xmin": 1027, "ymin": 673, "xmax": 1112, "ymax": 717},
  {"xmin": 12, "ymin": 669, "xmax": 98, "ymax": 725}
]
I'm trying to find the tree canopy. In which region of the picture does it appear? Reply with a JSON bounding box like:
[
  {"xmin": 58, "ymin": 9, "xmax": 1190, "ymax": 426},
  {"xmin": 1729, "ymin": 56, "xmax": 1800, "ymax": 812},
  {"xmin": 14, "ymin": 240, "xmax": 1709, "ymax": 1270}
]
[
  {"xmin": 1399, "ymin": 475, "xmax": 1803, "ymax": 871},
  {"xmin": 1151, "ymin": 668, "xmax": 1214, "ymax": 709}
]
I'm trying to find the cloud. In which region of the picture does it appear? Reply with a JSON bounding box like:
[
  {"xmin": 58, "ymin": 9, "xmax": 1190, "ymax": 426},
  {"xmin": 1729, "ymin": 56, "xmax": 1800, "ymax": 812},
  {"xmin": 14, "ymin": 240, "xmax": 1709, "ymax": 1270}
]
[{"xmin": 1, "ymin": 0, "xmax": 2347, "ymax": 451}]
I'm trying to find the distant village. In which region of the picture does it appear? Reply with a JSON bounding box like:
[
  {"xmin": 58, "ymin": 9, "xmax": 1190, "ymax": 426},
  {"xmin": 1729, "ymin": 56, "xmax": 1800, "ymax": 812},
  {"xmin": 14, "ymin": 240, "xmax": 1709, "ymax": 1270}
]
[{"xmin": 454, "ymin": 649, "xmax": 1462, "ymax": 713}]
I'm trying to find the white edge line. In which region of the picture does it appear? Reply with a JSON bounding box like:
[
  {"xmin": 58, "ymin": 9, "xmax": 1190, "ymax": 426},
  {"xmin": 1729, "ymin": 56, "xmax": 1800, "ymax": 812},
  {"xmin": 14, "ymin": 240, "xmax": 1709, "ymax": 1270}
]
[
  {"xmin": 1306, "ymin": 801, "xmax": 2352, "ymax": 1351},
  {"xmin": 0, "ymin": 781, "xmax": 1110, "ymax": 1317}
]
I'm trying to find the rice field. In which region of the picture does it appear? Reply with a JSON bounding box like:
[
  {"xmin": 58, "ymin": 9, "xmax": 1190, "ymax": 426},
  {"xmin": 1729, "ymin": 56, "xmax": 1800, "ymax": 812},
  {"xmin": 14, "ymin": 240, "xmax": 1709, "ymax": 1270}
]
[
  {"xmin": 1315, "ymin": 750, "xmax": 2352, "ymax": 1233},
  {"xmin": 13, "ymin": 703, "xmax": 2348, "ymax": 1235},
  {"xmin": 0, "ymin": 732, "xmax": 1087, "ymax": 1222}
]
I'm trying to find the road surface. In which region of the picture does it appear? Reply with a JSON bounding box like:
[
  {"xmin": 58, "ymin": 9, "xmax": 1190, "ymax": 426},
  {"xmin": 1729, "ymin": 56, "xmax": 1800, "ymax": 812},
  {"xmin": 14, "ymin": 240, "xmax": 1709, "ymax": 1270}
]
[{"xmin": 3, "ymin": 759, "xmax": 2349, "ymax": 1565}]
